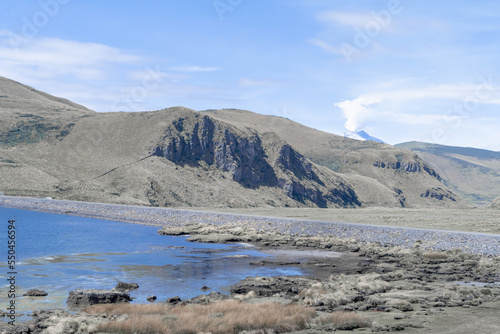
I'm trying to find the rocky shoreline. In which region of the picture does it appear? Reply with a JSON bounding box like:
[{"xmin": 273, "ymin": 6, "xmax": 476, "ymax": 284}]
[
  {"xmin": 1, "ymin": 196, "xmax": 500, "ymax": 256},
  {"xmin": 1, "ymin": 197, "xmax": 500, "ymax": 333}
]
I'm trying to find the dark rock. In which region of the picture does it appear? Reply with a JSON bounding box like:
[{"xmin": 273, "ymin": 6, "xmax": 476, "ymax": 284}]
[
  {"xmin": 147, "ymin": 295, "xmax": 157, "ymax": 302},
  {"xmin": 420, "ymin": 187, "xmax": 457, "ymax": 202},
  {"xmin": 23, "ymin": 289, "xmax": 48, "ymax": 297},
  {"xmin": 167, "ymin": 296, "xmax": 182, "ymax": 304},
  {"xmin": 0, "ymin": 321, "xmax": 33, "ymax": 334},
  {"xmin": 189, "ymin": 292, "xmax": 230, "ymax": 304},
  {"xmin": 201, "ymin": 285, "xmax": 210, "ymax": 290},
  {"xmin": 231, "ymin": 276, "xmax": 309, "ymax": 297},
  {"xmin": 115, "ymin": 281, "xmax": 139, "ymax": 292},
  {"xmin": 66, "ymin": 289, "xmax": 131, "ymax": 307},
  {"xmin": 249, "ymin": 260, "xmax": 300, "ymax": 266}
]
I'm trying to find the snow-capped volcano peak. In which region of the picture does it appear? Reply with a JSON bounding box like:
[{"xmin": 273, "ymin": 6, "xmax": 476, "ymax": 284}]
[{"xmin": 343, "ymin": 130, "xmax": 385, "ymax": 143}]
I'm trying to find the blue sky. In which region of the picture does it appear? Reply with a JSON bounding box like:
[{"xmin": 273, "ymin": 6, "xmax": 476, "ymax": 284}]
[{"xmin": 1, "ymin": 0, "xmax": 500, "ymax": 150}]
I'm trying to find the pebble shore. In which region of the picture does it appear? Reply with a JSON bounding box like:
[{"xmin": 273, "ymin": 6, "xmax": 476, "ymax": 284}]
[{"xmin": 1, "ymin": 196, "xmax": 500, "ymax": 256}]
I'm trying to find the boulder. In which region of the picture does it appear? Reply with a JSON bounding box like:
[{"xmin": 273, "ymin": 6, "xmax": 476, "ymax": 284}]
[
  {"xmin": 23, "ymin": 289, "xmax": 48, "ymax": 297},
  {"xmin": 66, "ymin": 289, "xmax": 131, "ymax": 307},
  {"xmin": 147, "ymin": 295, "xmax": 157, "ymax": 302},
  {"xmin": 115, "ymin": 281, "xmax": 139, "ymax": 292},
  {"xmin": 166, "ymin": 296, "xmax": 182, "ymax": 304}
]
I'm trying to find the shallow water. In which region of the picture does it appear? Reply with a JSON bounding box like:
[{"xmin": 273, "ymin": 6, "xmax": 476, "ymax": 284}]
[{"xmin": 0, "ymin": 207, "xmax": 303, "ymax": 319}]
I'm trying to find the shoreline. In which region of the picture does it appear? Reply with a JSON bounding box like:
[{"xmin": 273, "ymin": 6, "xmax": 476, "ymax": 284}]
[
  {"xmin": 2, "ymin": 196, "xmax": 500, "ymax": 333},
  {"xmin": 1, "ymin": 195, "xmax": 500, "ymax": 256}
]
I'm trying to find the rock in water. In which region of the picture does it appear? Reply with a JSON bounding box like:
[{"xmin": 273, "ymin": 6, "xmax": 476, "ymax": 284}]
[
  {"xmin": 67, "ymin": 289, "xmax": 131, "ymax": 307},
  {"xmin": 115, "ymin": 281, "xmax": 139, "ymax": 292},
  {"xmin": 147, "ymin": 295, "xmax": 157, "ymax": 302},
  {"xmin": 23, "ymin": 289, "xmax": 48, "ymax": 297},
  {"xmin": 166, "ymin": 296, "xmax": 182, "ymax": 304}
]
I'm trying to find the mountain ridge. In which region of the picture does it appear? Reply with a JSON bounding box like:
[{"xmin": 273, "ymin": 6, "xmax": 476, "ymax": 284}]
[{"xmin": 0, "ymin": 77, "xmax": 470, "ymax": 209}]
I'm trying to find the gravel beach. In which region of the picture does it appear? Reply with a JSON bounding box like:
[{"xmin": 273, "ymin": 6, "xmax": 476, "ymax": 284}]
[
  {"xmin": 1, "ymin": 196, "xmax": 500, "ymax": 256},
  {"xmin": 2, "ymin": 195, "xmax": 500, "ymax": 334}
]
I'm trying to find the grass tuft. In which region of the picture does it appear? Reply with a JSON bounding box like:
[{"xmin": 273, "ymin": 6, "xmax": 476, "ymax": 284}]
[
  {"xmin": 316, "ymin": 311, "xmax": 372, "ymax": 330},
  {"xmin": 85, "ymin": 300, "xmax": 315, "ymax": 334}
]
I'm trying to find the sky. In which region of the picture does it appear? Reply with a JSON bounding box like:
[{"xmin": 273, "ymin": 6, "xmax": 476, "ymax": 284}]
[{"xmin": 1, "ymin": 0, "xmax": 500, "ymax": 150}]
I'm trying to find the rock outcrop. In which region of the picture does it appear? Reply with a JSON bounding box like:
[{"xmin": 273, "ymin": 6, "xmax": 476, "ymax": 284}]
[
  {"xmin": 66, "ymin": 289, "xmax": 131, "ymax": 307},
  {"xmin": 114, "ymin": 281, "xmax": 139, "ymax": 292},
  {"xmin": 153, "ymin": 115, "xmax": 277, "ymax": 188},
  {"xmin": 152, "ymin": 114, "xmax": 360, "ymax": 208},
  {"xmin": 23, "ymin": 289, "xmax": 48, "ymax": 297}
]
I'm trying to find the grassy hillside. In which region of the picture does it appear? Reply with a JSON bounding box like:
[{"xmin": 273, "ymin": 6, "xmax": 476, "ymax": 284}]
[
  {"xmin": 396, "ymin": 141, "xmax": 500, "ymax": 206},
  {"xmin": 203, "ymin": 109, "xmax": 467, "ymax": 208},
  {"xmin": 0, "ymin": 77, "xmax": 470, "ymax": 209}
]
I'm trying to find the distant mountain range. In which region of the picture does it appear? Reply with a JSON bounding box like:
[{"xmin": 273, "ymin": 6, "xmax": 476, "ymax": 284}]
[
  {"xmin": 0, "ymin": 76, "xmax": 471, "ymax": 209},
  {"xmin": 396, "ymin": 141, "xmax": 500, "ymax": 206}
]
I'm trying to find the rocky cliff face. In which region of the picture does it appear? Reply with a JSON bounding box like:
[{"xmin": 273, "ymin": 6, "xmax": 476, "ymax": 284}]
[
  {"xmin": 373, "ymin": 157, "xmax": 441, "ymax": 181},
  {"xmin": 152, "ymin": 114, "xmax": 359, "ymax": 208},
  {"xmin": 153, "ymin": 115, "xmax": 277, "ymax": 188}
]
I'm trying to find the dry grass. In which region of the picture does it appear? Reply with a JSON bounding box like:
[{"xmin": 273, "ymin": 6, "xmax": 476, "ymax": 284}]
[
  {"xmin": 300, "ymin": 273, "xmax": 390, "ymax": 308},
  {"xmin": 85, "ymin": 300, "xmax": 315, "ymax": 334},
  {"xmin": 316, "ymin": 312, "xmax": 372, "ymax": 330},
  {"xmin": 423, "ymin": 252, "xmax": 448, "ymax": 259}
]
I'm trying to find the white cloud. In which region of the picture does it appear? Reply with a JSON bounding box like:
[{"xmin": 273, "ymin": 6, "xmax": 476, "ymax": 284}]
[
  {"xmin": 129, "ymin": 68, "xmax": 173, "ymax": 81},
  {"xmin": 316, "ymin": 10, "xmax": 374, "ymax": 29},
  {"xmin": 308, "ymin": 37, "xmax": 342, "ymax": 55},
  {"xmin": 334, "ymin": 95, "xmax": 382, "ymax": 131},
  {"xmin": 171, "ymin": 66, "xmax": 220, "ymax": 72},
  {"xmin": 380, "ymin": 111, "xmax": 461, "ymax": 125},
  {"xmin": 0, "ymin": 31, "xmax": 142, "ymax": 81},
  {"xmin": 334, "ymin": 79, "xmax": 500, "ymax": 131},
  {"xmin": 0, "ymin": 30, "xmax": 228, "ymax": 112},
  {"xmin": 238, "ymin": 78, "xmax": 279, "ymax": 87}
]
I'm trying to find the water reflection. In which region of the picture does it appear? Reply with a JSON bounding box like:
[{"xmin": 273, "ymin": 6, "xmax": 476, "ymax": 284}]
[{"xmin": 0, "ymin": 207, "xmax": 305, "ymax": 319}]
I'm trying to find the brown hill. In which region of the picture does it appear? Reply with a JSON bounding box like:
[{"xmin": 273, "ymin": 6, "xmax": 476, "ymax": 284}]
[
  {"xmin": 397, "ymin": 141, "xmax": 500, "ymax": 206},
  {"xmin": 202, "ymin": 109, "xmax": 467, "ymax": 208},
  {"xmin": 0, "ymin": 76, "xmax": 93, "ymax": 146},
  {"xmin": 0, "ymin": 77, "xmax": 470, "ymax": 209}
]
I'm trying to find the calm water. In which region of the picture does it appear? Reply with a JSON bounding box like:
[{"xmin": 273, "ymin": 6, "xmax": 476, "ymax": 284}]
[{"xmin": 0, "ymin": 207, "xmax": 303, "ymax": 318}]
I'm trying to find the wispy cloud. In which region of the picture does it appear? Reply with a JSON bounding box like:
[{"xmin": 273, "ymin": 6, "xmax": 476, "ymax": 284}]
[
  {"xmin": 0, "ymin": 30, "xmax": 141, "ymax": 82},
  {"xmin": 170, "ymin": 66, "xmax": 220, "ymax": 72},
  {"xmin": 316, "ymin": 10, "xmax": 374, "ymax": 29},
  {"xmin": 238, "ymin": 78, "xmax": 280, "ymax": 87},
  {"xmin": 308, "ymin": 37, "xmax": 342, "ymax": 55},
  {"xmin": 0, "ymin": 30, "xmax": 227, "ymax": 112},
  {"xmin": 335, "ymin": 80, "xmax": 500, "ymax": 131}
]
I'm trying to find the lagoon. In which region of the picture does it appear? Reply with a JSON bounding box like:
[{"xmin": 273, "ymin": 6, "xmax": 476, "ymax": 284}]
[{"xmin": 0, "ymin": 207, "xmax": 303, "ymax": 317}]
